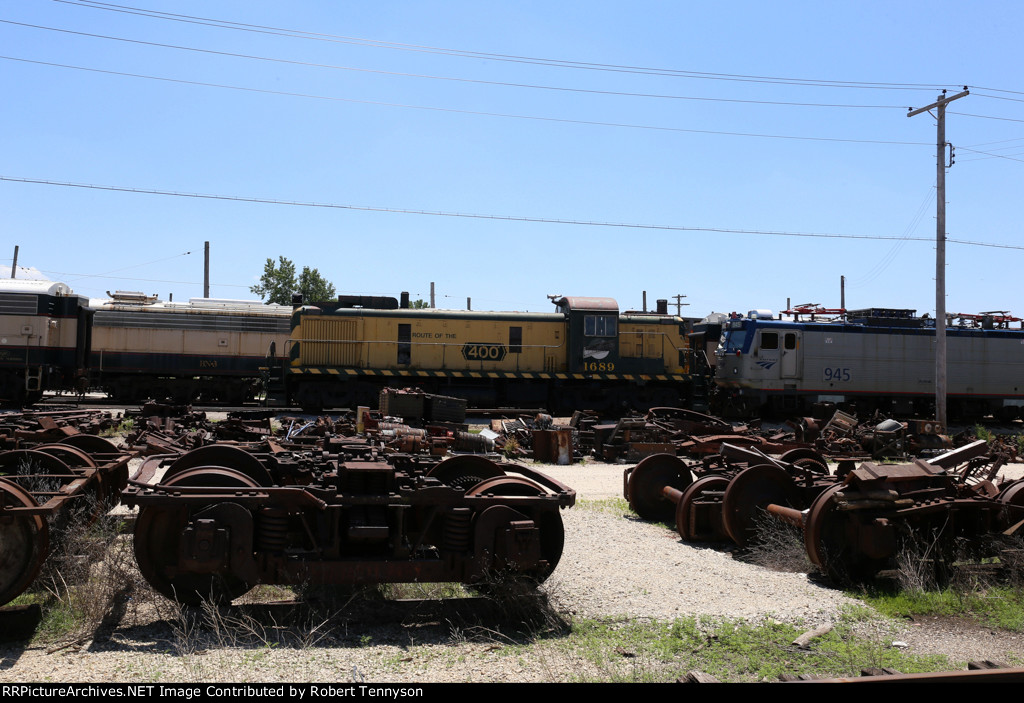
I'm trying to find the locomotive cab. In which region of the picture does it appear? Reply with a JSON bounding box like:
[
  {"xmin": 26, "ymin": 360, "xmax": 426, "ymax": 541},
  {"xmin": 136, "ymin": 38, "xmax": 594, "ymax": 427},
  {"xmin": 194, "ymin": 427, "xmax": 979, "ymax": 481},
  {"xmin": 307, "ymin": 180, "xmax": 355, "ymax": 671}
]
[
  {"xmin": 550, "ymin": 296, "xmax": 620, "ymax": 373},
  {"xmin": 715, "ymin": 311, "xmax": 806, "ymax": 416}
]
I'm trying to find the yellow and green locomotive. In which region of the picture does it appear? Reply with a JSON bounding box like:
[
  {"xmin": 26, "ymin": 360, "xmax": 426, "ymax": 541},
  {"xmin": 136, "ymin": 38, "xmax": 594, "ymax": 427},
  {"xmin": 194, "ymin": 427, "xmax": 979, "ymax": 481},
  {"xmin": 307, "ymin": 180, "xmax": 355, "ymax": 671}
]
[{"xmin": 277, "ymin": 294, "xmax": 696, "ymax": 412}]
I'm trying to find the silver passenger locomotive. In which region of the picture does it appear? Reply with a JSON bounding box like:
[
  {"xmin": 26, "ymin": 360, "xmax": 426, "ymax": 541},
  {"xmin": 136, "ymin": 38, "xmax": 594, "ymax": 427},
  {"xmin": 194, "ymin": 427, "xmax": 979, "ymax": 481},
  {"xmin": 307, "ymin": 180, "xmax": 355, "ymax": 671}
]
[{"xmin": 714, "ymin": 306, "xmax": 1024, "ymax": 420}]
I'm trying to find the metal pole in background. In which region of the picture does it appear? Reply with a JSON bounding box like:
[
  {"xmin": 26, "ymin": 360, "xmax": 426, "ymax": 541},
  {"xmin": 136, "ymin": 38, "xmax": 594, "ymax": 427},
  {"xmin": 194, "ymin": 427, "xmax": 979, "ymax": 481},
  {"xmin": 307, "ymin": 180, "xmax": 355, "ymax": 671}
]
[
  {"xmin": 840, "ymin": 275, "xmax": 845, "ymax": 319},
  {"xmin": 203, "ymin": 241, "xmax": 210, "ymax": 298},
  {"xmin": 11, "ymin": 245, "xmax": 18, "ymax": 278},
  {"xmin": 908, "ymin": 88, "xmax": 969, "ymax": 429}
]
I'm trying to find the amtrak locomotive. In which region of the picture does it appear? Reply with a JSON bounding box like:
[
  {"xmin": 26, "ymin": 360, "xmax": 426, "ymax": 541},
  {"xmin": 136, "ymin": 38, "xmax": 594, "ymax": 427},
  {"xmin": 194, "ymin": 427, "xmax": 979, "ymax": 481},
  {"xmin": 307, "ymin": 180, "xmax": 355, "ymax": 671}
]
[{"xmin": 714, "ymin": 307, "xmax": 1024, "ymax": 420}]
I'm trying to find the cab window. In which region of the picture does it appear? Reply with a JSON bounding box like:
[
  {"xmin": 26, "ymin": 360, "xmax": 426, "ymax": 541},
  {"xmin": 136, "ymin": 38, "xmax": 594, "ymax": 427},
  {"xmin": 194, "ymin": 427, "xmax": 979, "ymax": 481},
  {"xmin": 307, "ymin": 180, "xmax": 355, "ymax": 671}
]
[{"xmin": 584, "ymin": 315, "xmax": 617, "ymax": 337}]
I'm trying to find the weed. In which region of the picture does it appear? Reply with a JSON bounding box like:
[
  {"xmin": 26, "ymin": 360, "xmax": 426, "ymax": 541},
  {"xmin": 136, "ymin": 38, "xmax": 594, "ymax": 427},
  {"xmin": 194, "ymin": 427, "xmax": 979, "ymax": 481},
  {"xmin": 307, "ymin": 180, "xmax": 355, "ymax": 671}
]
[
  {"xmin": 31, "ymin": 496, "xmax": 141, "ymax": 644},
  {"xmin": 100, "ymin": 418, "xmax": 135, "ymax": 438},
  {"xmin": 741, "ymin": 510, "xmax": 812, "ymax": 573},
  {"xmin": 501, "ymin": 435, "xmax": 521, "ymax": 459},
  {"xmin": 379, "ymin": 582, "xmax": 472, "ymax": 600}
]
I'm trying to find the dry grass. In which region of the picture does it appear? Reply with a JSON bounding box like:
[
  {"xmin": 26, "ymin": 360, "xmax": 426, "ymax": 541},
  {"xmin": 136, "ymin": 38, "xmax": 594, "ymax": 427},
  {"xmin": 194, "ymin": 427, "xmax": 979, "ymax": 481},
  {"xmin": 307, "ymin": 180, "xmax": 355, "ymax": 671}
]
[
  {"xmin": 32, "ymin": 498, "xmax": 145, "ymax": 644},
  {"xmin": 740, "ymin": 510, "xmax": 813, "ymax": 574}
]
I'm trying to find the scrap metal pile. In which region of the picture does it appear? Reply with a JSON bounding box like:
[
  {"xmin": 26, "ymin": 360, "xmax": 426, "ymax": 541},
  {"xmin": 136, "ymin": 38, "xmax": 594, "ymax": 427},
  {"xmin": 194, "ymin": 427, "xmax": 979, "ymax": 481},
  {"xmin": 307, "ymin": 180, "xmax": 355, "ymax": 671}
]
[
  {"xmin": 2, "ymin": 405, "xmax": 574, "ymax": 608},
  {"xmin": 623, "ymin": 439, "xmax": 1024, "ymax": 584},
  {"xmin": 490, "ymin": 405, "xmax": 959, "ymax": 465},
  {"xmin": 0, "ymin": 410, "xmax": 133, "ymax": 607}
]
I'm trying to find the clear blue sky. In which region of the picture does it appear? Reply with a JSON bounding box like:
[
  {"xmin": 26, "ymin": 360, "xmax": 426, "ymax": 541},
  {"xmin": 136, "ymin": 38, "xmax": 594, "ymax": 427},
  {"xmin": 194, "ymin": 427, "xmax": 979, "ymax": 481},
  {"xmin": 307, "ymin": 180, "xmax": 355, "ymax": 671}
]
[{"xmin": 2, "ymin": 1, "xmax": 1021, "ymax": 319}]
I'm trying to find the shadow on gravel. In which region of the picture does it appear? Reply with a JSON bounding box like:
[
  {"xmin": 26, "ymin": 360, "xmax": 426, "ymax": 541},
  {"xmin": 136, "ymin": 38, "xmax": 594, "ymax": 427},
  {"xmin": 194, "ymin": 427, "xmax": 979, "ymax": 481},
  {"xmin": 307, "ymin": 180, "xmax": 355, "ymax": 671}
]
[{"xmin": 1, "ymin": 583, "xmax": 572, "ymax": 669}]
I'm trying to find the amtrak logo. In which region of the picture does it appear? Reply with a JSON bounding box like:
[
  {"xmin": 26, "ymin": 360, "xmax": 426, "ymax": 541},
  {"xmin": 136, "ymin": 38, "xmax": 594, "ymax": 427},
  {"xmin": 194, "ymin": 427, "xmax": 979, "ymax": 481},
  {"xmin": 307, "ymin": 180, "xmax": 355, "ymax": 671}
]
[{"xmin": 755, "ymin": 360, "xmax": 777, "ymax": 370}]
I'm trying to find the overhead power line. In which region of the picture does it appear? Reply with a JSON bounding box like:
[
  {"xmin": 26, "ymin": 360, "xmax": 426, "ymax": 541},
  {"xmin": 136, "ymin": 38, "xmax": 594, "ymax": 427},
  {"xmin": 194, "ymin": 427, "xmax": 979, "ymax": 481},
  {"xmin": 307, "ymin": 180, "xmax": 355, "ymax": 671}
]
[
  {"xmin": 957, "ymin": 147, "xmax": 1024, "ymax": 164},
  {"xmin": 0, "ymin": 55, "xmax": 931, "ymax": 145},
  {"xmin": 56, "ymin": 0, "xmax": 958, "ymax": 92},
  {"xmin": 0, "ymin": 20, "xmax": 909, "ymax": 110},
  {"xmin": 3, "ymin": 174, "xmax": 1022, "ymax": 251}
]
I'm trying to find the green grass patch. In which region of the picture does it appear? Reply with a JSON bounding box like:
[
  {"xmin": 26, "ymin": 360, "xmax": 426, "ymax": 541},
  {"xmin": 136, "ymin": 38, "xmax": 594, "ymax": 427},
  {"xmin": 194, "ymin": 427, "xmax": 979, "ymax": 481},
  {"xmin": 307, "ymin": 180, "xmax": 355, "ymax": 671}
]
[
  {"xmin": 856, "ymin": 585, "xmax": 1024, "ymax": 632},
  {"xmin": 575, "ymin": 497, "xmax": 634, "ymax": 516},
  {"xmin": 501, "ymin": 610, "xmax": 952, "ymax": 683}
]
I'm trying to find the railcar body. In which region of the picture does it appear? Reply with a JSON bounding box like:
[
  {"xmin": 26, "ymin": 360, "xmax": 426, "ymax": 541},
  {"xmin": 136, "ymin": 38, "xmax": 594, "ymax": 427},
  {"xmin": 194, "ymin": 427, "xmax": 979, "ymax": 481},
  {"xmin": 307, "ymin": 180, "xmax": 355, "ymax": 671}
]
[
  {"xmin": 714, "ymin": 307, "xmax": 1024, "ymax": 420},
  {"xmin": 0, "ymin": 279, "xmax": 90, "ymax": 404},
  {"xmin": 280, "ymin": 295, "xmax": 694, "ymax": 412},
  {"xmin": 89, "ymin": 293, "xmax": 291, "ymax": 403}
]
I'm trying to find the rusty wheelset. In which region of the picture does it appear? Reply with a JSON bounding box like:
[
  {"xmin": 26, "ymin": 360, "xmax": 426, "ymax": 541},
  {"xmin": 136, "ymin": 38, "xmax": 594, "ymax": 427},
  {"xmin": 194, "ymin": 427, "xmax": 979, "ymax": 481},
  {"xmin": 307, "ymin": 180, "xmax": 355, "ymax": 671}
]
[
  {"xmin": 121, "ymin": 445, "xmax": 575, "ymax": 604},
  {"xmin": 0, "ymin": 437, "xmax": 132, "ymax": 606},
  {"xmin": 623, "ymin": 444, "xmax": 832, "ymax": 546},
  {"xmin": 624, "ymin": 440, "xmax": 1024, "ymax": 584}
]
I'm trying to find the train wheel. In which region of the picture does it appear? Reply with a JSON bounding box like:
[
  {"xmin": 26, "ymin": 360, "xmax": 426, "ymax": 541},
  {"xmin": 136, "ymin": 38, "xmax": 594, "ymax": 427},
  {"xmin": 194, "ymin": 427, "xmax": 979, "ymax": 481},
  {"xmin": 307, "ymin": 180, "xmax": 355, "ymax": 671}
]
[
  {"xmin": 778, "ymin": 448, "xmax": 829, "ymax": 475},
  {"xmin": 57, "ymin": 435, "xmax": 128, "ymax": 501},
  {"xmin": 134, "ymin": 467, "xmax": 259, "ymax": 605},
  {"xmin": 997, "ymin": 479, "xmax": 1024, "ymax": 530},
  {"xmin": 427, "ymin": 455, "xmax": 506, "ymax": 491},
  {"xmin": 0, "ymin": 448, "xmax": 78, "ymax": 480},
  {"xmin": 625, "ymin": 454, "xmax": 694, "ymax": 522},
  {"xmin": 803, "ymin": 484, "xmax": 890, "ymax": 583},
  {"xmin": 675, "ymin": 474, "xmax": 730, "ymax": 541},
  {"xmin": 164, "ymin": 445, "xmax": 273, "ymax": 487},
  {"xmin": 721, "ymin": 464, "xmax": 802, "ymax": 548},
  {"xmin": 58, "ymin": 434, "xmax": 120, "ymax": 455},
  {"xmin": 465, "ymin": 477, "xmax": 565, "ymax": 584},
  {"xmin": 0, "ymin": 479, "xmax": 50, "ymax": 606}
]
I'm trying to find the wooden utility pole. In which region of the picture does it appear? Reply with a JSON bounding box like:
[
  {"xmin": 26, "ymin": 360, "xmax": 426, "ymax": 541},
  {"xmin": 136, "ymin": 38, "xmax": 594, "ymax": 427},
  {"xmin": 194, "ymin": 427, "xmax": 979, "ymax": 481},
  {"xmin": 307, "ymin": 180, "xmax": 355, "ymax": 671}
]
[
  {"xmin": 671, "ymin": 294, "xmax": 688, "ymax": 316},
  {"xmin": 908, "ymin": 88, "xmax": 969, "ymax": 429}
]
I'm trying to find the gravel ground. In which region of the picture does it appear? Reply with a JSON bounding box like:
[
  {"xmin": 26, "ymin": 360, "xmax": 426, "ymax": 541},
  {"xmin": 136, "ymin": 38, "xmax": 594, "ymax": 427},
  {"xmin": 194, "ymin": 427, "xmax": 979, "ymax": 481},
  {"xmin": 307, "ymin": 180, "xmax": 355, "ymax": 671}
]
[{"xmin": 2, "ymin": 458, "xmax": 1024, "ymax": 683}]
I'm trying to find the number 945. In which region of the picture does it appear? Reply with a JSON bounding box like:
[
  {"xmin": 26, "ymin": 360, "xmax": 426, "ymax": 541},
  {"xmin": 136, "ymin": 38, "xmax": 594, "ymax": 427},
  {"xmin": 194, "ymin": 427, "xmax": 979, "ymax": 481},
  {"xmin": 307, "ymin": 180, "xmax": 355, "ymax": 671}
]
[{"xmin": 823, "ymin": 367, "xmax": 850, "ymax": 382}]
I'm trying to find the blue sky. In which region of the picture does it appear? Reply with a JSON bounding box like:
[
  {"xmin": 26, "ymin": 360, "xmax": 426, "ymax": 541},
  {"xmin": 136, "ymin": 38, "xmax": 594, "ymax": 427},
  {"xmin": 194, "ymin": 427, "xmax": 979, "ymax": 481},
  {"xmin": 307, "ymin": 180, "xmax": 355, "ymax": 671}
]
[{"xmin": 1, "ymin": 1, "xmax": 1021, "ymax": 319}]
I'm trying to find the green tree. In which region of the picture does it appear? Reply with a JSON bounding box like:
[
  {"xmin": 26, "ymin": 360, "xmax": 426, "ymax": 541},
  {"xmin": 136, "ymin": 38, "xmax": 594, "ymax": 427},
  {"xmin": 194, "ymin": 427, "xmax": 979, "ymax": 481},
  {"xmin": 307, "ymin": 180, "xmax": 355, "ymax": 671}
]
[
  {"xmin": 297, "ymin": 265, "xmax": 336, "ymax": 303},
  {"xmin": 410, "ymin": 299, "xmax": 430, "ymax": 309},
  {"xmin": 251, "ymin": 256, "xmax": 336, "ymax": 305}
]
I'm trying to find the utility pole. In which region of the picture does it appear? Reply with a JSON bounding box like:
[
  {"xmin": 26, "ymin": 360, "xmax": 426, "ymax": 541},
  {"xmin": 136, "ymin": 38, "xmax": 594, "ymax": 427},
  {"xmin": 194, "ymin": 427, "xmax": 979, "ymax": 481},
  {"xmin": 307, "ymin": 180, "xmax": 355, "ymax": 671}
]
[
  {"xmin": 203, "ymin": 241, "xmax": 210, "ymax": 298},
  {"xmin": 840, "ymin": 275, "xmax": 845, "ymax": 319},
  {"xmin": 430, "ymin": 282, "xmax": 435, "ymax": 308},
  {"xmin": 908, "ymin": 87, "xmax": 969, "ymax": 429},
  {"xmin": 11, "ymin": 245, "xmax": 18, "ymax": 278},
  {"xmin": 671, "ymin": 294, "xmax": 688, "ymax": 316}
]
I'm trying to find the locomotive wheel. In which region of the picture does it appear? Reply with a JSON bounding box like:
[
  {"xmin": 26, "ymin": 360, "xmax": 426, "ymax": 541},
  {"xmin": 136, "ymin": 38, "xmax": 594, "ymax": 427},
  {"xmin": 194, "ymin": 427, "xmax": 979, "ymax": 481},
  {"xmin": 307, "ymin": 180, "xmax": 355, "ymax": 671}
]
[
  {"xmin": 803, "ymin": 484, "xmax": 890, "ymax": 583},
  {"xmin": 465, "ymin": 477, "xmax": 565, "ymax": 583},
  {"xmin": 427, "ymin": 455, "xmax": 506, "ymax": 491},
  {"xmin": 675, "ymin": 474, "xmax": 730, "ymax": 541},
  {"xmin": 164, "ymin": 445, "xmax": 273, "ymax": 487},
  {"xmin": 58, "ymin": 434, "xmax": 120, "ymax": 456},
  {"xmin": 34, "ymin": 444, "xmax": 97, "ymax": 470},
  {"xmin": 721, "ymin": 464, "xmax": 802, "ymax": 548},
  {"xmin": 56, "ymin": 436, "xmax": 130, "ymax": 502},
  {"xmin": 134, "ymin": 467, "xmax": 259, "ymax": 605},
  {"xmin": 31, "ymin": 444, "xmax": 119, "ymax": 521},
  {"xmin": 997, "ymin": 479, "xmax": 1024, "ymax": 530},
  {"xmin": 0, "ymin": 449, "xmax": 79, "ymax": 516},
  {"xmin": 625, "ymin": 454, "xmax": 694, "ymax": 522},
  {"xmin": 0, "ymin": 479, "xmax": 50, "ymax": 606},
  {"xmin": 778, "ymin": 448, "xmax": 829, "ymax": 475}
]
